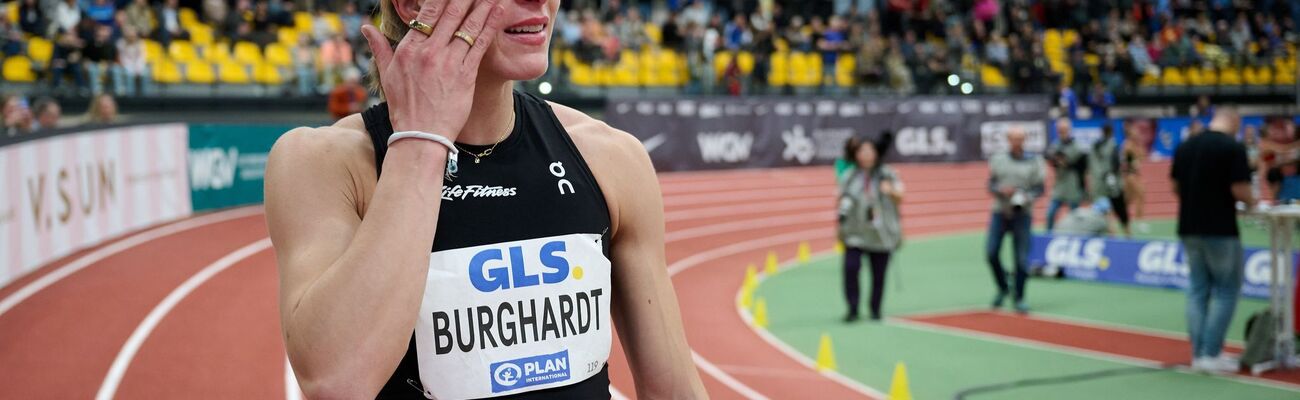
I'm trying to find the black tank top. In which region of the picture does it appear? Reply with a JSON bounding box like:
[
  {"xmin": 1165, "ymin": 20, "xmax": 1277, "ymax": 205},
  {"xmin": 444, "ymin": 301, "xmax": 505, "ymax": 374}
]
[{"xmin": 361, "ymin": 91, "xmax": 613, "ymax": 399}]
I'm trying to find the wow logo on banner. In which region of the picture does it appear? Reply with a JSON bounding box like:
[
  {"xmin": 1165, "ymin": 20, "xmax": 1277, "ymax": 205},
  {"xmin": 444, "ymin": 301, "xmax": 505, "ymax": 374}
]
[{"xmin": 1030, "ymin": 235, "xmax": 1286, "ymax": 299}]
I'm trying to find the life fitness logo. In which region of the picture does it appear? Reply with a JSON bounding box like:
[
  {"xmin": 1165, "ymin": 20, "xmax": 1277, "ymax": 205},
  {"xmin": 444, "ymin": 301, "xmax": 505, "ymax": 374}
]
[{"xmin": 1045, "ymin": 237, "xmax": 1109, "ymax": 270}]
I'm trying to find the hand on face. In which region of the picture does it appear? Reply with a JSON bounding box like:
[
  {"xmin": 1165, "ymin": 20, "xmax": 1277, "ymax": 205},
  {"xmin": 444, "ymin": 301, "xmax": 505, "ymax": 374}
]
[{"xmin": 361, "ymin": 0, "xmax": 508, "ymax": 137}]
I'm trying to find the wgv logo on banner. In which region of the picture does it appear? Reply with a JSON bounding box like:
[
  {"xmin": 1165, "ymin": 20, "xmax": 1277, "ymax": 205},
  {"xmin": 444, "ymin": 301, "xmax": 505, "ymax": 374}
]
[{"xmin": 1031, "ymin": 235, "xmax": 1281, "ymax": 298}]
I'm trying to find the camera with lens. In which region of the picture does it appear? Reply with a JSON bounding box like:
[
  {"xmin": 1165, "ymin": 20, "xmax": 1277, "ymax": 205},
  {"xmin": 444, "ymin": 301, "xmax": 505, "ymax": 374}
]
[{"xmin": 1009, "ymin": 190, "xmax": 1028, "ymax": 213}]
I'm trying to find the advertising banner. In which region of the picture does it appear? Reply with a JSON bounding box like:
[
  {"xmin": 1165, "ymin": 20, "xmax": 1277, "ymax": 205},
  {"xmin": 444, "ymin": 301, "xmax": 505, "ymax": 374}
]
[
  {"xmin": 0, "ymin": 124, "xmax": 191, "ymax": 286},
  {"xmin": 188, "ymin": 124, "xmax": 293, "ymax": 211},
  {"xmin": 604, "ymin": 96, "xmax": 1052, "ymax": 171},
  {"xmin": 1029, "ymin": 234, "xmax": 1285, "ymax": 299}
]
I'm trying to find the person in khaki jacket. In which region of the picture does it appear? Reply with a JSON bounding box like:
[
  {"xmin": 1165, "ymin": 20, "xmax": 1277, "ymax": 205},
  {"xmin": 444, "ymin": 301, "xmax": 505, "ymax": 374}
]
[{"xmin": 837, "ymin": 132, "xmax": 903, "ymax": 322}]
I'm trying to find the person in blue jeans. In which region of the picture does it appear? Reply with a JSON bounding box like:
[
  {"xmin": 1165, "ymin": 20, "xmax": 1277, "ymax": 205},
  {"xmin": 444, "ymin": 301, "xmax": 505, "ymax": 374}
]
[
  {"xmin": 1045, "ymin": 118, "xmax": 1088, "ymax": 232},
  {"xmin": 986, "ymin": 129, "xmax": 1046, "ymax": 313},
  {"xmin": 1171, "ymin": 107, "xmax": 1255, "ymax": 373}
]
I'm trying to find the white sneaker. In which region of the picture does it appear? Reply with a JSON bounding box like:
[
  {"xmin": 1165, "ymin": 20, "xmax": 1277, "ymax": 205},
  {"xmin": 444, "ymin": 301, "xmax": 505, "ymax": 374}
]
[{"xmin": 1191, "ymin": 357, "xmax": 1239, "ymax": 374}]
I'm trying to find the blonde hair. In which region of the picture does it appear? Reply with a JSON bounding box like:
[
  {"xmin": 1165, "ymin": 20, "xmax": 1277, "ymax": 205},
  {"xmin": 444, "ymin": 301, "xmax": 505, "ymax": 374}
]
[{"xmin": 368, "ymin": 0, "xmax": 406, "ymax": 99}]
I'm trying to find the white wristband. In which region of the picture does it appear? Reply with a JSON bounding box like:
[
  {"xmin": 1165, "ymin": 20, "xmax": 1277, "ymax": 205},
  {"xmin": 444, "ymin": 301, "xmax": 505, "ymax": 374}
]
[{"xmin": 388, "ymin": 131, "xmax": 460, "ymax": 178}]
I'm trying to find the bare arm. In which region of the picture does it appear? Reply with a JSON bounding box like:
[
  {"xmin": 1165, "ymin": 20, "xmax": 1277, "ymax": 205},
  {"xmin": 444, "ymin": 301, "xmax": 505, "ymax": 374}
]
[
  {"xmin": 1232, "ymin": 182, "xmax": 1256, "ymax": 208},
  {"xmin": 267, "ymin": 128, "xmax": 447, "ymax": 398},
  {"xmin": 554, "ymin": 103, "xmax": 707, "ymax": 397}
]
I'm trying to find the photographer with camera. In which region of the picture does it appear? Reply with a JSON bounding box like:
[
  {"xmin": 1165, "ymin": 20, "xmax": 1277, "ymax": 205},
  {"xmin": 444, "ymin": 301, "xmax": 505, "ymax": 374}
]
[
  {"xmin": 1045, "ymin": 118, "xmax": 1089, "ymax": 232},
  {"xmin": 985, "ymin": 128, "xmax": 1046, "ymax": 314}
]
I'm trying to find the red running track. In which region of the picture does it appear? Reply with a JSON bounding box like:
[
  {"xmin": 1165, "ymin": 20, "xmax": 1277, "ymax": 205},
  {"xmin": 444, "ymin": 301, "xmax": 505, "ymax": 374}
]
[{"xmin": 0, "ymin": 162, "xmax": 1178, "ymax": 399}]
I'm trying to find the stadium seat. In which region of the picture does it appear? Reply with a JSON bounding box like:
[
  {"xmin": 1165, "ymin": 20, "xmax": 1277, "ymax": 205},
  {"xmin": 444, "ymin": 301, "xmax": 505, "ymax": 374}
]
[
  {"xmin": 142, "ymin": 39, "xmax": 163, "ymax": 62},
  {"xmin": 293, "ymin": 11, "xmax": 313, "ymax": 31},
  {"xmin": 644, "ymin": 23, "xmax": 661, "ymax": 46},
  {"xmin": 233, "ymin": 41, "xmax": 263, "ymax": 64},
  {"xmin": 184, "ymin": 61, "xmax": 215, "ymax": 84},
  {"xmin": 1245, "ymin": 66, "xmax": 1273, "ymax": 85},
  {"xmin": 1198, "ymin": 67, "xmax": 1218, "ymax": 86},
  {"xmin": 1276, "ymin": 66, "xmax": 1296, "ymax": 85},
  {"xmin": 767, "ymin": 51, "xmax": 788, "ymax": 86},
  {"xmin": 713, "ymin": 51, "xmax": 733, "ymax": 78},
  {"xmin": 278, "ymin": 27, "xmax": 299, "ymax": 45},
  {"xmin": 217, "ymin": 60, "xmax": 251, "ymax": 84},
  {"xmin": 611, "ymin": 51, "xmax": 638, "ymax": 86},
  {"xmin": 6, "ymin": 2, "xmax": 18, "ymax": 25},
  {"xmin": 178, "ymin": 7, "xmax": 199, "ymax": 29},
  {"xmin": 1185, "ymin": 67, "xmax": 1205, "ymax": 86},
  {"xmin": 981, "ymin": 64, "xmax": 1008, "ymax": 88},
  {"xmin": 1137, "ymin": 70, "xmax": 1159, "ymax": 86},
  {"xmin": 189, "ymin": 24, "xmax": 213, "ymax": 46},
  {"xmin": 637, "ymin": 49, "xmax": 658, "ymax": 85},
  {"xmin": 594, "ymin": 63, "xmax": 615, "ymax": 86},
  {"xmin": 152, "ymin": 59, "xmax": 182, "ymax": 84},
  {"xmin": 654, "ymin": 51, "xmax": 683, "ymax": 86},
  {"xmin": 253, "ymin": 62, "xmax": 282, "ymax": 85},
  {"xmin": 264, "ymin": 43, "xmax": 292, "ymax": 67},
  {"xmin": 27, "ymin": 36, "xmax": 52, "ymax": 66},
  {"xmin": 788, "ymin": 52, "xmax": 809, "ymax": 86},
  {"xmin": 205, "ymin": 41, "xmax": 231, "ymax": 62},
  {"xmin": 2, "ymin": 56, "xmax": 36, "ymax": 82},
  {"xmin": 324, "ymin": 13, "xmax": 343, "ymax": 34},
  {"xmin": 736, "ymin": 51, "xmax": 755, "ymax": 75},
  {"xmin": 836, "ymin": 55, "xmax": 855, "ymax": 87},
  {"xmin": 168, "ymin": 41, "xmax": 199, "ymax": 63},
  {"xmin": 1219, "ymin": 67, "xmax": 1243, "ymax": 85},
  {"xmin": 1160, "ymin": 67, "xmax": 1186, "ymax": 86},
  {"xmin": 568, "ymin": 63, "xmax": 594, "ymax": 86}
]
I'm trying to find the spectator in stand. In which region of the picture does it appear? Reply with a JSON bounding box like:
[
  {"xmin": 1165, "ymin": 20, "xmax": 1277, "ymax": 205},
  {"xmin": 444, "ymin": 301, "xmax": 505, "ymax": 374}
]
[
  {"xmin": 17, "ymin": 0, "xmax": 44, "ymax": 36},
  {"xmin": 818, "ymin": 15, "xmax": 848, "ymax": 87},
  {"xmin": 312, "ymin": 8, "xmax": 335, "ymax": 43},
  {"xmin": 723, "ymin": 13, "xmax": 751, "ymax": 50},
  {"xmin": 48, "ymin": 28, "xmax": 87, "ymax": 95},
  {"xmin": 223, "ymin": 0, "xmax": 252, "ymax": 39},
  {"xmin": 154, "ymin": 0, "xmax": 189, "ymax": 45},
  {"xmin": 327, "ymin": 67, "xmax": 365, "ymax": 120},
  {"xmin": 84, "ymin": 93, "xmax": 117, "ymax": 124},
  {"xmin": 1045, "ymin": 118, "xmax": 1088, "ymax": 232},
  {"xmin": 48, "ymin": 0, "xmax": 79, "ymax": 38},
  {"xmin": 123, "ymin": 0, "xmax": 153, "ymax": 38},
  {"xmin": 83, "ymin": 24, "xmax": 118, "ymax": 96},
  {"xmin": 1171, "ymin": 107, "xmax": 1253, "ymax": 374},
  {"xmin": 293, "ymin": 34, "xmax": 317, "ymax": 96},
  {"xmin": 1087, "ymin": 81, "xmax": 1114, "ymax": 119},
  {"xmin": 616, "ymin": 8, "xmax": 649, "ymax": 50},
  {"xmin": 318, "ymin": 31, "xmax": 352, "ymax": 93},
  {"xmin": 115, "ymin": 27, "xmax": 149, "ymax": 96},
  {"xmin": 0, "ymin": 14, "xmax": 25, "ymax": 57},
  {"xmin": 31, "ymin": 97, "xmax": 60, "ymax": 130},
  {"xmin": 3, "ymin": 95, "xmax": 35, "ymax": 136},
  {"xmin": 986, "ymin": 128, "xmax": 1046, "ymax": 314},
  {"xmin": 84, "ymin": 0, "xmax": 115, "ymax": 27},
  {"xmin": 339, "ymin": 1, "xmax": 362, "ymax": 43},
  {"xmin": 661, "ymin": 10, "xmax": 683, "ymax": 51}
]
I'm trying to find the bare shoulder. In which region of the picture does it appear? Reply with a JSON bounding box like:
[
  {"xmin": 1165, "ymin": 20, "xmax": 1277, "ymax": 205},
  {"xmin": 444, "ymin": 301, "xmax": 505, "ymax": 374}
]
[
  {"xmin": 266, "ymin": 113, "xmax": 378, "ymax": 214},
  {"xmin": 547, "ymin": 101, "xmax": 649, "ymax": 170}
]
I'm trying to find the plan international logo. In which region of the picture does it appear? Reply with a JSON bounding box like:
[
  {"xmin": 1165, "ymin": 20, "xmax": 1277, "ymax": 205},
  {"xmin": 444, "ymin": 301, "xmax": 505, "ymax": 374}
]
[{"xmin": 489, "ymin": 350, "xmax": 571, "ymax": 393}]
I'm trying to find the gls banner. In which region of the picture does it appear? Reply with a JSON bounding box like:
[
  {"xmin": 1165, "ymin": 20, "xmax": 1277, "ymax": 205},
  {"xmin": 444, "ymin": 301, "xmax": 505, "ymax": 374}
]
[
  {"xmin": 188, "ymin": 124, "xmax": 293, "ymax": 211},
  {"xmin": 604, "ymin": 96, "xmax": 1051, "ymax": 171},
  {"xmin": 1029, "ymin": 235, "xmax": 1286, "ymax": 298}
]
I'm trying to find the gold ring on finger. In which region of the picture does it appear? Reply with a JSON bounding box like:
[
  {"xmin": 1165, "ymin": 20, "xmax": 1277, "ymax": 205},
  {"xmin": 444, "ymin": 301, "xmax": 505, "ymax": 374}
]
[
  {"xmin": 454, "ymin": 31, "xmax": 475, "ymax": 47},
  {"xmin": 408, "ymin": 19, "xmax": 433, "ymax": 36}
]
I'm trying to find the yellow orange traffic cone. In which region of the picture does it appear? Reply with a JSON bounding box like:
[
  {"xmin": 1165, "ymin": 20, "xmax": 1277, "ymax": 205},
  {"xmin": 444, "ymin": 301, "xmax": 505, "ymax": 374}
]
[
  {"xmin": 815, "ymin": 333, "xmax": 837, "ymax": 372},
  {"xmin": 741, "ymin": 265, "xmax": 757, "ymax": 309},
  {"xmin": 765, "ymin": 251, "xmax": 779, "ymax": 274},
  {"xmin": 797, "ymin": 241, "xmax": 812, "ymax": 263},
  {"xmin": 835, "ymin": 241, "xmax": 845, "ymax": 254},
  {"xmin": 753, "ymin": 297, "xmax": 769, "ymax": 328},
  {"xmin": 888, "ymin": 362, "xmax": 912, "ymax": 400}
]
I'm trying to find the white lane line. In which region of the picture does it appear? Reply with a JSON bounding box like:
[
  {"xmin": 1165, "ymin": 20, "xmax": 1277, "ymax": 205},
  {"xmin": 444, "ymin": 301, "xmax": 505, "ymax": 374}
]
[
  {"xmin": 95, "ymin": 237, "xmax": 273, "ymax": 400},
  {"xmin": 664, "ymin": 188, "xmax": 833, "ymax": 208},
  {"xmin": 692, "ymin": 352, "xmax": 771, "ymax": 400},
  {"xmin": 0, "ymin": 207, "xmax": 264, "ymax": 319},
  {"xmin": 665, "ymin": 198, "xmax": 830, "ymax": 222},
  {"xmin": 285, "ymin": 356, "xmax": 303, "ymax": 400},
  {"xmin": 609, "ymin": 385, "xmax": 631, "ymax": 400},
  {"xmin": 665, "ymin": 212, "xmax": 833, "ymax": 242}
]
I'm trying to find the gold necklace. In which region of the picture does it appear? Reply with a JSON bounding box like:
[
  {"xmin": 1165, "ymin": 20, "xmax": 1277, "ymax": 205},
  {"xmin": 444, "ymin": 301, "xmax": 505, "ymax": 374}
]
[{"xmin": 455, "ymin": 111, "xmax": 515, "ymax": 164}]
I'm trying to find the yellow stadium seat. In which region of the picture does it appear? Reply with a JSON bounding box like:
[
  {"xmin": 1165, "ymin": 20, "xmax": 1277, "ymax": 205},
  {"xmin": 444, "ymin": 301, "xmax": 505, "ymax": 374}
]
[
  {"xmin": 2, "ymin": 56, "xmax": 36, "ymax": 82},
  {"xmin": 1219, "ymin": 67, "xmax": 1243, "ymax": 85},
  {"xmin": 232, "ymin": 41, "xmax": 263, "ymax": 64},
  {"xmin": 188, "ymin": 24, "xmax": 213, "ymax": 45},
  {"xmin": 278, "ymin": 27, "xmax": 299, "ymax": 45},
  {"xmin": 1161, "ymin": 67, "xmax": 1186, "ymax": 86},
  {"xmin": 152, "ymin": 59, "xmax": 182, "ymax": 84},
  {"xmin": 142, "ymin": 39, "xmax": 163, "ymax": 62},
  {"xmin": 654, "ymin": 51, "xmax": 682, "ymax": 86},
  {"xmin": 568, "ymin": 63, "xmax": 595, "ymax": 86},
  {"xmin": 168, "ymin": 41, "xmax": 198, "ymax": 63},
  {"xmin": 205, "ymin": 41, "xmax": 231, "ymax": 62},
  {"xmin": 788, "ymin": 52, "xmax": 809, "ymax": 86},
  {"xmin": 982, "ymin": 64, "xmax": 1008, "ymax": 88},
  {"xmin": 27, "ymin": 36, "xmax": 52, "ymax": 66},
  {"xmin": 264, "ymin": 43, "xmax": 292, "ymax": 67},
  {"xmin": 1244, "ymin": 66, "xmax": 1272, "ymax": 85},
  {"xmin": 713, "ymin": 51, "xmax": 734, "ymax": 79},
  {"xmin": 612, "ymin": 53, "xmax": 638, "ymax": 86},
  {"xmin": 836, "ymin": 55, "xmax": 855, "ymax": 86},
  {"xmin": 1138, "ymin": 70, "xmax": 1159, "ymax": 86},
  {"xmin": 637, "ymin": 49, "xmax": 658, "ymax": 85},
  {"xmin": 253, "ymin": 62, "xmax": 282, "ymax": 84},
  {"xmin": 184, "ymin": 61, "xmax": 215, "ymax": 84},
  {"xmin": 324, "ymin": 13, "xmax": 342, "ymax": 34},
  {"xmin": 644, "ymin": 23, "xmax": 661, "ymax": 46},
  {"xmin": 1198, "ymin": 67, "xmax": 1217, "ymax": 86},
  {"xmin": 1185, "ymin": 67, "xmax": 1205, "ymax": 86},
  {"xmin": 594, "ymin": 63, "xmax": 615, "ymax": 86},
  {"xmin": 6, "ymin": 2, "xmax": 18, "ymax": 25},
  {"xmin": 293, "ymin": 11, "xmax": 313, "ymax": 31},
  {"xmin": 1276, "ymin": 66, "xmax": 1296, "ymax": 85},
  {"xmin": 736, "ymin": 51, "xmax": 755, "ymax": 75},
  {"xmin": 178, "ymin": 7, "xmax": 198, "ymax": 29},
  {"xmin": 768, "ymin": 52, "xmax": 788, "ymax": 86},
  {"xmin": 217, "ymin": 61, "xmax": 251, "ymax": 84}
]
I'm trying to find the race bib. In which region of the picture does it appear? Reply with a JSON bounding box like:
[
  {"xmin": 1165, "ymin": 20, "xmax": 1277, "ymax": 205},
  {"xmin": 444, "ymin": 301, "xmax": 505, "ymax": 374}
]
[{"xmin": 414, "ymin": 233, "xmax": 612, "ymax": 399}]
